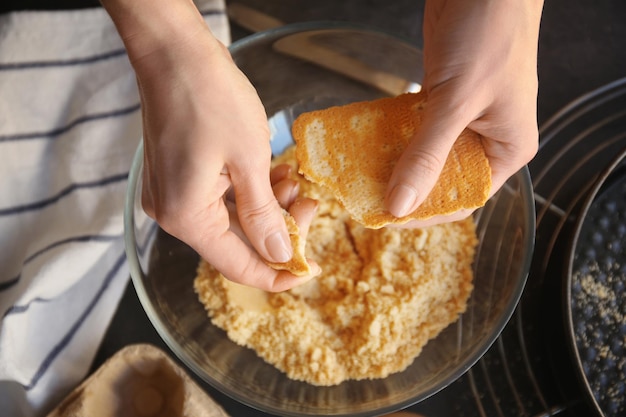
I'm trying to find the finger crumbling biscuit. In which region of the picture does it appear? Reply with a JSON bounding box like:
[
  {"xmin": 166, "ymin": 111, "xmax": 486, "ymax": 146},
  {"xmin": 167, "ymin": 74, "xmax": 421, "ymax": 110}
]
[{"xmin": 265, "ymin": 209, "xmax": 311, "ymax": 276}]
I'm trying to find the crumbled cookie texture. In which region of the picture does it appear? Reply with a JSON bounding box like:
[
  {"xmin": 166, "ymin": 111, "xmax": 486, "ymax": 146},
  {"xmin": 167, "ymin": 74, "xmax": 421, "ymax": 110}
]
[{"xmin": 194, "ymin": 146, "xmax": 477, "ymax": 386}]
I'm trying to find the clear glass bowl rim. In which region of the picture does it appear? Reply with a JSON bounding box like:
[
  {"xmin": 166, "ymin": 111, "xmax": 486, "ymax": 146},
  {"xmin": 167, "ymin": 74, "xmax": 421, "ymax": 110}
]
[{"xmin": 123, "ymin": 21, "xmax": 537, "ymax": 416}]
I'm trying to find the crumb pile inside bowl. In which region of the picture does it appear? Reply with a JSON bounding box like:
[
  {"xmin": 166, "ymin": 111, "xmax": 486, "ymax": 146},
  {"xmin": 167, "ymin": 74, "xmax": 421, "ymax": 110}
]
[
  {"xmin": 194, "ymin": 147, "xmax": 478, "ymax": 386},
  {"xmin": 124, "ymin": 23, "xmax": 535, "ymax": 417}
]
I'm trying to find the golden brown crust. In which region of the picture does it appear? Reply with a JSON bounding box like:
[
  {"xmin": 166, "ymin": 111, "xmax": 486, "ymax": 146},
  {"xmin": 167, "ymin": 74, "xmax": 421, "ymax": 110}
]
[
  {"xmin": 265, "ymin": 209, "xmax": 312, "ymax": 276},
  {"xmin": 292, "ymin": 92, "xmax": 492, "ymax": 228}
]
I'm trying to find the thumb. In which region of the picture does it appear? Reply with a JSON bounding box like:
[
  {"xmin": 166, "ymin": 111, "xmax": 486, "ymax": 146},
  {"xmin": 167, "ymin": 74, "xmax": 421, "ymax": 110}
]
[
  {"xmin": 385, "ymin": 94, "xmax": 472, "ymax": 218},
  {"xmin": 231, "ymin": 166, "xmax": 293, "ymax": 264}
]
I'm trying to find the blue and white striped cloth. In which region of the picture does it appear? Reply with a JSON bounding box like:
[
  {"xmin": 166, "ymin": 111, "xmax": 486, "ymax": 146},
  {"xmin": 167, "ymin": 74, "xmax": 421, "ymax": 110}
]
[{"xmin": 0, "ymin": 2, "xmax": 230, "ymax": 416}]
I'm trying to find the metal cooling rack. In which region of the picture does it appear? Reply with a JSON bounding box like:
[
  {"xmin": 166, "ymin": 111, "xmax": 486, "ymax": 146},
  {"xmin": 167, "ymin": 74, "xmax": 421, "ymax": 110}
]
[{"xmin": 426, "ymin": 78, "xmax": 626, "ymax": 417}]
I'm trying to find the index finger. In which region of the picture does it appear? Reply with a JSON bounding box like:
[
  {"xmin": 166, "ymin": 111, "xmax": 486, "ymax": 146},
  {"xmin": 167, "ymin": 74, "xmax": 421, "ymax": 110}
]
[{"xmin": 384, "ymin": 89, "xmax": 474, "ymax": 219}]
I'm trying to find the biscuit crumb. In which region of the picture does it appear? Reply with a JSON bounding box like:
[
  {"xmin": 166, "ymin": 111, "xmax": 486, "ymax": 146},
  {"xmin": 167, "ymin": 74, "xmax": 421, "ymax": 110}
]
[{"xmin": 194, "ymin": 146, "xmax": 477, "ymax": 385}]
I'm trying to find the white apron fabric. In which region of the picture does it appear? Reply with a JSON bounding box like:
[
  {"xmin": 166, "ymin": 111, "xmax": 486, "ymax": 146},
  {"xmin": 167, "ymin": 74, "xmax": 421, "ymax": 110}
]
[{"xmin": 0, "ymin": 2, "xmax": 230, "ymax": 416}]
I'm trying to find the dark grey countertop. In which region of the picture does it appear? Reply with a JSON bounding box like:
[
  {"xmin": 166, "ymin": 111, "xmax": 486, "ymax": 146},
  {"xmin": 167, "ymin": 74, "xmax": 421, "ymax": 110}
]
[{"xmin": 93, "ymin": 1, "xmax": 626, "ymax": 416}]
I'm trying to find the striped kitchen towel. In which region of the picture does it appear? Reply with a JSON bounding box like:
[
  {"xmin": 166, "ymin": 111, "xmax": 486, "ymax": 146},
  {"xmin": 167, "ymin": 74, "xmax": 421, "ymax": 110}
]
[{"xmin": 0, "ymin": 2, "xmax": 230, "ymax": 416}]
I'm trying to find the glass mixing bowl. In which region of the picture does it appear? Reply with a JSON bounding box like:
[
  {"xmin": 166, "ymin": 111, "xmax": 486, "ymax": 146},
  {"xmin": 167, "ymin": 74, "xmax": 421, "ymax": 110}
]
[{"xmin": 124, "ymin": 22, "xmax": 535, "ymax": 416}]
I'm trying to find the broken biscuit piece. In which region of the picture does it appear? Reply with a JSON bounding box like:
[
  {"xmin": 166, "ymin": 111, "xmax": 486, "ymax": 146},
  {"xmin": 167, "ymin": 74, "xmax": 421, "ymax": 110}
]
[
  {"xmin": 292, "ymin": 92, "xmax": 492, "ymax": 228},
  {"xmin": 265, "ymin": 209, "xmax": 312, "ymax": 276}
]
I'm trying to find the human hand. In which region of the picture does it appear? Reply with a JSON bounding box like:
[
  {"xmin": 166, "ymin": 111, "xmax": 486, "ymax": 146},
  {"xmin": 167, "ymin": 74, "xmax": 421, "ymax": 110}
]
[
  {"xmin": 385, "ymin": 0, "xmax": 543, "ymax": 227},
  {"xmin": 103, "ymin": 0, "xmax": 319, "ymax": 290},
  {"xmin": 226, "ymin": 164, "xmax": 321, "ymax": 285}
]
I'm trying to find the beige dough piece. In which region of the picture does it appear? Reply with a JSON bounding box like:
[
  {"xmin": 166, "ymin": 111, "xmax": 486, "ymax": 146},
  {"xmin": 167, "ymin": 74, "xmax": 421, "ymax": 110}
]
[{"xmin": 47, "ymin": 344, "xmax": 230, "ymax": 417}]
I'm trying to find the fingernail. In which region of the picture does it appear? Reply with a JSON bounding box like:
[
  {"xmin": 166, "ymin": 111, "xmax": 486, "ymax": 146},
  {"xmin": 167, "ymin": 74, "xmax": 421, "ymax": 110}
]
[
  {"xmin": 289, "ymin": 182, "xmax": 300, "ymax": 201},
  {"xmin": 311, "ymin": 263, "xmax": 322, "ymax": 276},
  {"xmin": 387, "ymin": 184, "xmax": 417, "ymax": 217},
  {"xmin": 266, "ymin": 231, "xmax": 292, "ymax": 263}
]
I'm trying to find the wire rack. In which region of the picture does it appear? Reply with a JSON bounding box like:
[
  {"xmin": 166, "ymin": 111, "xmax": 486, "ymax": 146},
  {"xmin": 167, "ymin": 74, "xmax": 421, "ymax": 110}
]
[{"xmin": 421, "ymin": 78, "xmax": 626, "ymax": 417}]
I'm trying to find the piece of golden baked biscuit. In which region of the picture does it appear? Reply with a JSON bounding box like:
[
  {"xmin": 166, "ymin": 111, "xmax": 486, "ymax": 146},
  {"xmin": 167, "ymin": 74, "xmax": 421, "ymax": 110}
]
[
  {"xmin": 265, "ymin": 209, "xmax": 311, "ymax": 276},
  {"xmin": 292, "ymin": 92, "xmax": 492, "ymax": 228}
]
